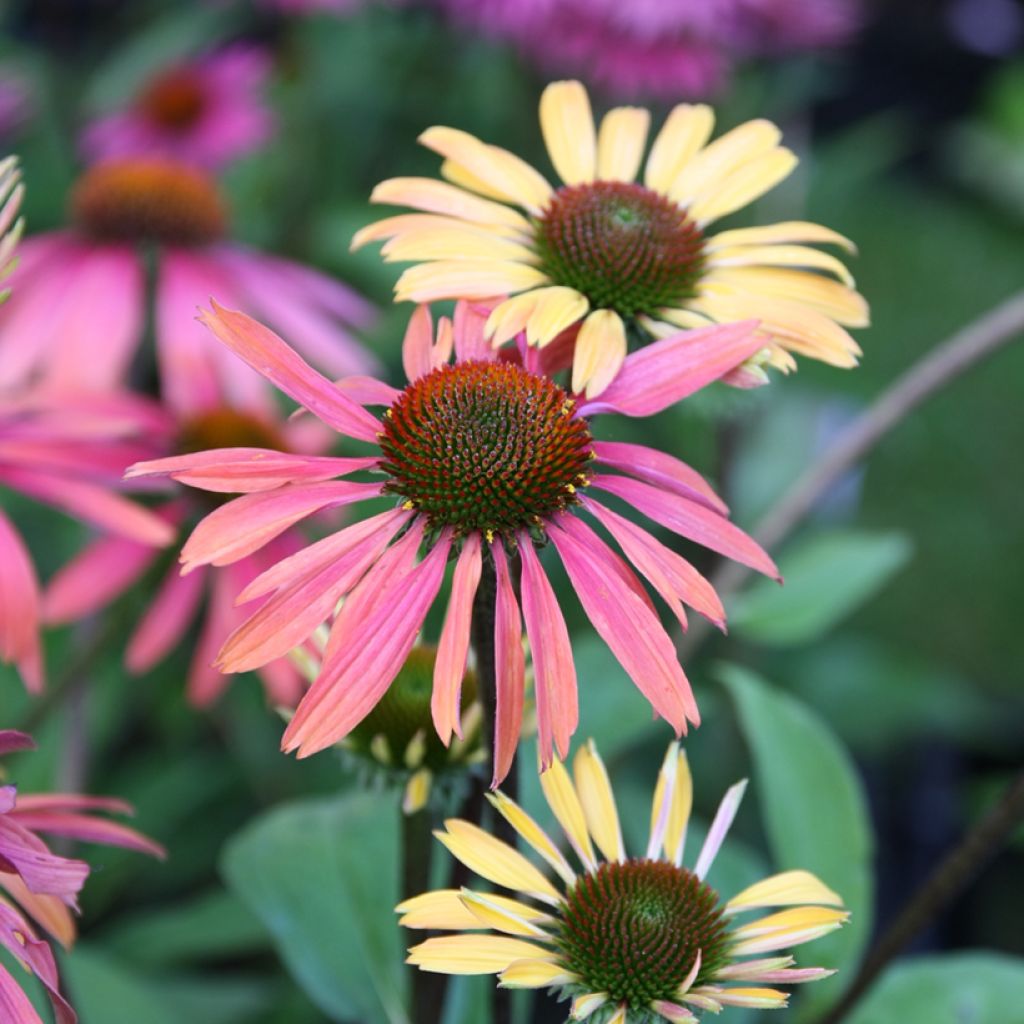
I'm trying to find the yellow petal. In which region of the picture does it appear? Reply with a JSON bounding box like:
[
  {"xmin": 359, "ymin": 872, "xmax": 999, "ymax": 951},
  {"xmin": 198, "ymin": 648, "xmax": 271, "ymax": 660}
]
[
  {"xmin": 437, "ymin": 819, "xmax": 562, "ymax": 903},
  {"xmin": 607, "ymin": 1005, "xmax": 627, "ymax": 1024},
  {"xmin": 571, "ymin": 309, "xmax": 627, "ymax": 397},
  {"xmin": 486, "ymin": 292, "xmax": 541, "ymax": 346},
  {"xmin": 0, "ymin": 875, "xmax": 76, "ymax": 948},
  {"xmin": 540, "ymin": 80, "xmax": 596, "ymax": 185},
  {"xmin": 667, "ymin": 119, "xmax": 782, "ymax": 208},
  {"xmin": 714, "ymin": 987, "xmax": 789, "ymax": 1008},
  {"xmin": 395, "ymin": 260, "xmax": 549, "ymax": 303},
  {"xmin": 730, "ymin": 906, "xmax": 849, "ymax": 956},
  {"xmin": 644, "ymin": 104, "xmax": 715, "ymax": 194},
  {"xmin": 706, "ymin": 244, "xmax": 855, "ymax": 287},
  {"xmin": 664, "ymin": 747, "xmax": 692, "ymax": 867},
  {"xmin": 596, "ymin": 107, "xmax": 650, "ymax": 182},
  {"xmin": 500, "ymin": 957, "xmax": 578, "ymax": 988},
  {"xmin": 460, "ymin": 890, "xmax": 553, "ymax": 938},
  {"xmin": 381, "ymin": 222, "xmax": 539, "ymax": 264},
  {"xmin": 689, "ymin": 148, "xmax": 798, "ymax": 226},
  {"xmin": 421, "ymin": 126, "xmax": 553, "ymax": 212},
  {"xmin": 572, "ymin": 992, "xmax": 609, "ymax": 1018},
  {"xmin": 370, "ymin": 176, "xmax": 531, "ymax": 231},
  {"xmin": 397, "ymin": 889, "xmax": 487, "ymax": 930},
  {"xmin": 407, "ymin": 934, "xmax": 554, "ymax": 975},
  {"xmin": 648, "ymin": 307, "xmax": 714, "ymax": 330},
  {"xmin": 702, "ymin": 267, "xmax": 869, "ymax": 327},
  {"xmin": 573, "ymin": 739, "xmax": 625, "ymax": 862},
  {"xmin": 402, "ymin": 767, "xmax": 432, "ymax": 814},
  {"xmin": 706, "ymin": 220, "xmax": 856, "ymax": 254},
  {"xmin": 648, "ymin": 742, "xmax": 680, "ymax": 859},
  {"xmin": 487, "ymin": 791, "xmax": 577, "ymax": 887},
  {"xmin": 526, "ymin": 286, "xmax": 589, "ymax": 347},
  {"xmin": 726, "ymin": 870, "xmax": 844, "ymax": 913},
  {"xmin": 540, "ymin": 757, "xmax": 597, "ymax": 870}
]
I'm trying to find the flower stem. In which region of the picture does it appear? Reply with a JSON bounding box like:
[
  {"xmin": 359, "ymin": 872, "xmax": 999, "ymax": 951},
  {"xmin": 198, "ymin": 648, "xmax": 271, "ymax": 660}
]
[
  {"xmin": 470, "ymin": 554, "xmax": 514, "ymax": 1024},
  {"xmin": 818, "ymin": 770, "xmax": 1024, "ymax": 1024}
]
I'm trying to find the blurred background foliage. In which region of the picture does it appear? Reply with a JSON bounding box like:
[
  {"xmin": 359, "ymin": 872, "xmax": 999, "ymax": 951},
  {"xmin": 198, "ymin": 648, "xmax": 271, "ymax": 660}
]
[{"xmin": 0, "ymin": 0, "xmax": 1022, "ymax": 1021}]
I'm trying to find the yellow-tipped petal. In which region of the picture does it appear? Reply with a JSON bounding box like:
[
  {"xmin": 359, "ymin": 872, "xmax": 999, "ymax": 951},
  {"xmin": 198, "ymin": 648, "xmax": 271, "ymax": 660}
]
[
  {"xmin": 645, "ymin": 104, "xmax": 715, "ymax": 194},
  {"xmin": 706, "ymin": 220, "xmax": 857, "ymax": 254},
  {"xmin": 714, "ymin": 987, "xmax": 789, "ymax": 1008},
  {"xmin": 648, "ymin": 742, "xmax": 680, "ymax": 860},
  {"xmin": 526, "ymin": 286, "xmax": 589, "ymax": 347},
  {"xmin": 573, "ymin": 740, "xmax": 625, "ymax": 863},
  {"xmin": 651, "ymin": 1001, "xmax": 697, "ymax": 1023},
  {"xmin": 607, "ymin": 1005, "xmax": 627, "ymax": 1024},
  {"xmin": 668, "ymin": 119, "xmax": 782, "ymax": 208},
  {"xmin": 500, "ymin": 958, "xmax": 577, "ymax": 989},
  {"xmin": 370, "ymin": 176, "xmax": 532, "ymax": 230},
  {"xmin": 540, "ymin": 757, "xmax": 597, "ymax": 870},
  {"xmin": 394, "ymin": 260, "xmax": 549, "ymax": 304},
  {"xmin": 486, "ymin": 292, "xmax": 541, "ymax": 346},
  {"xmin": 421, "ymin": 126, "xmax": 553, "ymax": 212},
  {"xmin": 596, "ymin": 107, "xmax": 650, "ymax": 182},
  {"xmin": 438, "ymin": 820, "xmax": 561, "ymax": 903},
  {"xmin": 408, "ymin": 934, "xmax": 553, "ymax": 975},
  {"xmin": 540, "ymin": 80, "xmax": 597, "ymax": 185},
  {"xmin": 459, "ymin": 890, "xmax": 553, "ymax": 938},
  {"xmin": 706, "ymin": 244, "xmax": 855, "ymax": 287},
  {"xmin": 572, "ymin": 992, "xmax": 609, "ymax": 1018},
  {"xmin": 487, "ymin": 792, "xmax": 577, "ymax": 887},
  {"xmin": 726, "ymin": 870, "xmax": 843, "ymax": 913},
  {"xmin": 730, "ymin": 906, "xmax": 849, "ymax": 956},
  {"xmin": 690, "ymin": 148, "xmax": 798, "ymax": 226},
  {"xmin": 664, "ymin": 748, "xmax": 693, "ymax": 867},
  {"xmin": 402, "ymin": 768, "xmax": 432, "ymax": 814},
  {"xmin": 571, "ymin": 309, "xmax": 627, "ymax": 398},
  {"xmin": 703, "ymin": 267, "xmax": 869, "ymax": 327},
  {"xmin": 381, "ymin": 223, "xmax": 540, "ymax": 264},
  {"xmin": 397, "ymin": 889, "xmax": 487, "ymax": 930}
]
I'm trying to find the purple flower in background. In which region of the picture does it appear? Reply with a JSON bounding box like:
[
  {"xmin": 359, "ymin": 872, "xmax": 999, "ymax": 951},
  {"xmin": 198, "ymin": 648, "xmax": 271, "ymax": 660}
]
[
  {"xmin": 81, "ymin": 45, "xmax": 274, "ymax": 170},
  {"xmin": 436, "ymin": 0, "xmax": 862, "ymax": 99}
]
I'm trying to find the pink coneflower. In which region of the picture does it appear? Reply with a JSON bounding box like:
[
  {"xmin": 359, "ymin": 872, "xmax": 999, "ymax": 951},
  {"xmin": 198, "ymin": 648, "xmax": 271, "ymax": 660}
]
[
  {"xmin": 45, "ymin": 401, "xmax": 333, "ymax": 708},
  {"xmin": 0, "ymin": 158, "xmax": 377, "ymax": 413},
  {"xmin": 0, "ymin": 729, "xmax": 163, "ymax": 1024},
  {"xmin": 81, "ymin": 46, "xmax": 274, "ymax": 170},
  {"xmin": 129, "ymin": 300, "xmax": 777, "ymax": 781}
]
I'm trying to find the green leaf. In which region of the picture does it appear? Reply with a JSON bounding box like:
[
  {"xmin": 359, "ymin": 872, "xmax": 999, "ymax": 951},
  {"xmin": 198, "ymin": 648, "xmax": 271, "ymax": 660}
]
[
  {"xmin": 847, "ymin": 953, "xmax": 1024, "ymax": 1023},
  {"xmin": 721, "ymin": 664, "xmax": 874, "ymax": 1017},
  {"xmin": 729, "ymin": 529, "xmax": 913, "ymax": 646},
  {"xmin": 221, "ymin": 791, "xmax": 409, "ymax": 1024}
]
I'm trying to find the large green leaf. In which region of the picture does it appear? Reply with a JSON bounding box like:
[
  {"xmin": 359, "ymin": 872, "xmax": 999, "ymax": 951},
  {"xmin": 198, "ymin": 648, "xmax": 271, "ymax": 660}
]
[
  {"xmin": 721, "ymin": 665, "xmax": 873, "ymax": 1017},
  {"xmin": 728, "ymin": 529, "xmax": 913, "ymax": 646},
  {"xmin": 221, "ymin": 791, "xmax": 409, "ymax": 1024},
  {"xmin": 847, "ymin": 953, "xmax": 1024, "ymax": 1023}
]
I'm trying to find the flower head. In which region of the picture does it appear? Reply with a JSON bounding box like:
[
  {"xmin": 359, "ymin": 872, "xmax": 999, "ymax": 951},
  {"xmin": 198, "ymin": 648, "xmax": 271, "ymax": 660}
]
[
  {"xmin": 81, "ymin": 45, "xmax": 274, "ymax": 170},
  {"xmin": 356, "ymin": 79, "xmax": 866, "ymax": 397},
  {"xmin": 0, "ymin": 157, "xmax": 377, "ymax": 409},
  {"xmin": 128, "ymin": 299, "xmax": 776, "ymax": 778},
  {"xmin": 400, "ymin": 739, "xmax": 847, "ymax": 1022}
]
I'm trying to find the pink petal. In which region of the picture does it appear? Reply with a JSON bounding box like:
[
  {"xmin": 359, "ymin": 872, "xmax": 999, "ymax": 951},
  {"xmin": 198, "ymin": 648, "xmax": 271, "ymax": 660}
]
[
  {"xmin": 0, "ymin": 901, "xmax": 75, "ymax": 1024},
  {"xmin": 333, "ymin": 375, "xmax": 401, "ymax": 407},
  {"xmin": 127, "ymin": 448, "xmax": 377, "ymax": 493},
  {"xmin": 282, "ymin": 533, "xmax": 453, "ymax": 756},
  {"xmin": 432, "ymin": 534, "xmax": 482, "ymax": 745},
  {"xmin": 549, "ymin": 517, "xmax": 697, "ymax": 731},
  {"xmin": 197, "ymin": 301, "xmax": 382, "ymax": 441},
  {"xmin": 180, "ymin": 480, "xmax": 380, "ymax": 570},
  {"xmin": 402, "ymin": 304, "xmax": 435, "ymax": 382},
  {"xmin": 584, "ymin": 498, "xmax": 726, "ymax": 630},
  {"xmin": 0, "ymin": 731, "xmax": 34, "ymax": 756},
  {"xmin": 593, "ymin": 441, "xmax": 728, "ymax": 515},
  {"xmin": 0, "ymin": 967, "xmax": 47, "ymax": 1024},
  {"xmin": 453, "ymin": 299, "xmax": 499, "ymax": 362},
  {"xmin": 592, "ymin": 474, "xmax": 779, "ymax": 579},
  {"xmin": 185, "ymin": 564, "xmax": 236, "ymax": 707},
  {"xmin": 576, "ymin": 320, "xmax": 763, "ymax": 418},
  {"xmin": 43, "ymin": 535, "xmax": 158, "ymax": 625},
  {"xmin": 125, "ymin": 564, "xmax": 205, "ymax": 673},
  {"xmin": 7, "ymin": 811, "xmax": 164, "ymax": 859},
  {"xmin": 517, "ymin": 538, "xmax": 577, "ymax": 767},
  {"xmin": 0, "ymin": 817, "xmax": 88, "ymax": 905},
  {"xmin": 0, "ymin": 510, "xmax": 41, "ymax": 690},
  {"xmin": 490, "ymin": 542, "xmax": 525, "ymax": 787}
]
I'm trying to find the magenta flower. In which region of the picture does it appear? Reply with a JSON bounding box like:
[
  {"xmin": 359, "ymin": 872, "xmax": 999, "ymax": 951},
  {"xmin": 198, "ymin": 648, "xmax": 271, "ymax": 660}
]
[
  {"xmin": 0, "ymin": 392, "xmax": 175, "ymax": 691},
  {"xmin": 45, "ymin": 401, "xmax": 335, "ymax": 708},
  {"xmin": 81, "ymin": 46, "xmax": 274, "ymax": 171},
  {"xmin": 0, "ymin": 729, "xmax": 164, "ymax": 1024},
  {"xmin": 129, "ymin": 300, "xmax": 777, "ymax": 781},
  {"xmin": 0, "ymin": 158, "xmax": 377, "ymax": 413}
]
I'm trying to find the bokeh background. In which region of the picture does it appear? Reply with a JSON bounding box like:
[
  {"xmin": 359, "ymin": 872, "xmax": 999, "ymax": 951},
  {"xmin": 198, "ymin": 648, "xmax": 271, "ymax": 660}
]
[{"xmin": 1, "ymin": 0, "xmax": 1023, "ymax": 1021}]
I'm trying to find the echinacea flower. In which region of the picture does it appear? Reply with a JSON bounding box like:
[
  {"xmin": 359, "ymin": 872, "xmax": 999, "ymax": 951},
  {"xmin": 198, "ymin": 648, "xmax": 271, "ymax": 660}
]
[
  {"xmin": 0, "ymin": 158, "xmax": 377, "ymax": 412},
  {"xmin": 44, "ymin": 400, "xmax": 328, "ymax": 708},
  {"xmin": 399, "ymin": 739, "xmax": 847, "ymax": 1022},
  {"xmin": 355, "ymin": 79, "xmax": 866, "ymax": 397},
  {"xmin": 81, "ymin": 45, "xmax": 274, "ymax": 170},
  {"xmin": 0, "ymin": 729, "xmax": 164, "ymax": 1024},
  {"xmin": 128, "ymin": 299, "xmax": 776, "ymax": 779}
]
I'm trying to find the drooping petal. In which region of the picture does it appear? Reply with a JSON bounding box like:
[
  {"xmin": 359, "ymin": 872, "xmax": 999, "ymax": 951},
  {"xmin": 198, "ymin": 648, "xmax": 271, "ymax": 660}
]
[{"xmin": 459, "ymin": 890, "xmax": 551, "ymax": 938}]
